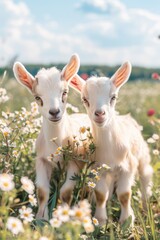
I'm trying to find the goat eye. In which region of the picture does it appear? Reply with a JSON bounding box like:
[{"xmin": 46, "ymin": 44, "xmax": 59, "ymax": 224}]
[
  {"xmin": 62, "ymin": 90, "xmax": 68, "ymax": 103},
  {"xmin": 82, "ymin": 97, "xmax": 89, "ymax": 107},
  {"xmin": 35, "ymin": 96, "xmax": 41, "ymax": 101},
  {"xmin": 35, "ymin": 96, "xmax": 43, "ymax": 106},
  {"xmin": 62, "ymin": 91, "xmax": 68, "ymax": 96},
  {"xmin": 110, "ymin": 95, "xmax": 117, "ymax": 104}
]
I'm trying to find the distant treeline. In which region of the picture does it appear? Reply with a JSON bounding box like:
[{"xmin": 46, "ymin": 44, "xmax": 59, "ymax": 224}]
[{"xmin": 0, "ymin": 63, "xmax": 159, "ymax": 81}]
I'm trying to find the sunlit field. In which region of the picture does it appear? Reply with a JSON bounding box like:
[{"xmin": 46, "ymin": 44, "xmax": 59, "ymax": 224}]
[{"xmin": 0, "ymin": 73, "xmax": 160, "ymax": 239}]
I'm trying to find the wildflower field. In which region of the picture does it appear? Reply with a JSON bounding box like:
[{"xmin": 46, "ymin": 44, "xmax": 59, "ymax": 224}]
[{"xmin": 0, "ymin": 72, "xmax": 160, "ymax": 240}]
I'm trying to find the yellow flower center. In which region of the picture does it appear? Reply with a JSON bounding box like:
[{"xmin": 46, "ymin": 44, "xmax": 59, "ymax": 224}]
[
  {"xmin": 80, "ymin": 127, "xmax": 86, "ymax": 134},
  {"xmin": 62, "ymin": 210, "xmax": 69, "ymax": 215},
  {"xmin": 3, "ymin": 132, "xmax": 8, "ymax": 137},
  {"xmin": 24, "ymin": 213, "xmax": 29, "ymax": 217},
  {"xmin": 75, "ymin": 210, "xmax": 83, "ymax": 218},
  {"xmin": 3, "ymin": 182, "xmax": 9, "ymax": 187},
  {"xmin": 12, "ymin": 223, "xmax": 17, "ymax": 228}
]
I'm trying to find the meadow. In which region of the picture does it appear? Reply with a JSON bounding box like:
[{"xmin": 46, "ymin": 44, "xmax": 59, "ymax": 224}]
[{"xmin": 0, "ymin": 72, "xmax": 160, "ymax": 239}]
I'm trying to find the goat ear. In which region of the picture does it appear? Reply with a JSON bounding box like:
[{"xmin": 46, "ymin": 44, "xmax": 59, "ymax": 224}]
[
  {"xmin": 13, "ymin": 62, "xmax": 35, "ymax": 92},
  {"xmin": 110, "ymin": 61, "xmax": 132, "ymax": 89},
  {"xmin": 69, "ymin": 75, "xmax": 85, "ymax": 93},
  {"xmin": 61, "ymin": 54, "xmax": 80, "ymax": 82}
]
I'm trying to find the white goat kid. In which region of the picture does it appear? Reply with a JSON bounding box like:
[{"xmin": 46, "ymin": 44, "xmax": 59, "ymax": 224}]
[
  {"xmin": 70, "ymin": 62, "xmax": 153, "ymax": 225},
  {"xmin": 13, "ymin": 54, "xmax": 90, "ymax": 220}
]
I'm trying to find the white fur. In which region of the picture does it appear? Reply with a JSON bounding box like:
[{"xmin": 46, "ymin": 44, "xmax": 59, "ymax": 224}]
[
  {"xmin": 70, "ymin": 62, "xmax": 153, "ymax": 225},
  {"xmin": 13, "ymin": 54, "xmax": 91, "ymax": 219}
]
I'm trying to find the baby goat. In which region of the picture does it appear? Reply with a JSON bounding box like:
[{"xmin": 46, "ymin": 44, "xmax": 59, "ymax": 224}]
[
  {"xmin": 70, "ymin": 61, "xmax": 153, "ymax": 225},
  {"xmin": 13, "ymin": 54, "xmax": 90, "ymax": 219}
]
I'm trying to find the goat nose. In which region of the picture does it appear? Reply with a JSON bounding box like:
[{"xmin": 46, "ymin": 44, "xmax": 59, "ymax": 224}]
[
  {"xmin": 49, "ymin": 108, "xmax": 60, "ymax": 117},
  {"xmin": 95, "ymin": 110, "xmax": 105, "ymax": 117}
]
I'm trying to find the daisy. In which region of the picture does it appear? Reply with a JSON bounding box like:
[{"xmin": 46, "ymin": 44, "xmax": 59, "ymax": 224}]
[
  {"xmin": 90, "ymin": 169, "xmax": 98, "ymax": 176},
  {"xmin": 31, "ymin": 102, "xmax": 39, "ymax": 116},
  {"xmin": 54, "ymin": 204, "xmax": 71, "ymax": 222},
  {"xmin": 80, "ymin": 234, "xmax": 88, "ymax": 240},
  {"xmin": 147, "ymin": 138, "xmax": 155, "ymax": 144},
  {"xmin": 152, "ymin": 134, "xmax": 159, "ymax": 140},
  {"xmin": 6, "ymin": 217, "xmax": 24, "ymax": 235},
  {"xmin": 50, "ymin": 217, "xmax": 62, "ymax": 228},
  {"xmin": 2, "ymin": 127, "xmax": 11, "ymax": 137},
  {"xmin": 13, "ymin": 150, "xmax": 19, "ymax": 158},
  {"xmin": 19, "ymin": 206, "xmax": 34, "ymax": 222},
  {"xmin": 0, "ymin": 173, "xmax": 15, "ymax": 191},
  {"xmin": 21, "ymin": 176, "xmax": 35, "ymax": 194},
  {"xmin": 29, "ymin": 194, "xmax": 37, "ymax": 206},
  {"xmin": 87, "ymin": 181, "xmax": 96, "ymax": 189},
  {"xmin": 72, "ymin": 206, "xmax": 84, "ymax": 220},
  {"xmin": 82, "ymin": 216, "xmax": 92, "ymax": 225},
  {"xmin": 39, "ymin": 237, "xmax": 49, "ymax": 240},
  {"xmin": 54, "ymin": 147, "xmax": 62, "ymax": 156},
  {"xmin": 78, "ymin": 200, "xmax": 91, "ymax": 215},
  {"xmin": 79, "ymin": 126, "xmax": 86, "ymax": 134},
  {"xmin": 83, "ymin": 223, "xmax": 94, "ymax": 233},
  {"xmin": 153, "ymin": 149, "xmax": 159, "ymax": 155},
  {"xmin": 92, "ymin": 217, "xmax": 99, "ymax": 226}
]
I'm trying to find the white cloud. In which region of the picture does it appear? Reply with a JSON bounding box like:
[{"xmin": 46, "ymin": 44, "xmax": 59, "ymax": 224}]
[
  {"xmin": 74, "ymin": 0, "xmax": 160, "ymax": 66},
  {"xmin": 77, "ymin": 0, "xmax": 129, "ymax": 20},
  {"xmin": 0, "ymin": 0, "xmax": 160, "ymax": 67},
  {"xmin": 2, "ymin": 0, "xmax": 29, "ymax": 16},
  {"xmin": 77, "ymin": 0, "xmax": 125, "ymax": 13}
]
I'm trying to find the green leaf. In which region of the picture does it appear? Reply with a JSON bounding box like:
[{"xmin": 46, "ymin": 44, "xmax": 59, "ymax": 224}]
[
  {"xmin": 33, "ymin": 219, "xmax": 49, "ymax": 227},
  {"xmin": 121, "ymin": 215, "xmax": 132, "ymax": 232},
  {"xmin": 49, "ymin": 190, "xmax": 57, "ymax": 219}
]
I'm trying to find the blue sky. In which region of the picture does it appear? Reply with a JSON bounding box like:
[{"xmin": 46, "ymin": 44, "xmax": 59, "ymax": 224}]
[{"xmin": 0, "ymin": 0, "xmax": 160, "ymax": 67}]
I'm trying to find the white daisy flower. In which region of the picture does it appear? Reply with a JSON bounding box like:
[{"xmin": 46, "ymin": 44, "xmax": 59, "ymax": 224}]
[
  {"xmin": 31, "ymin": 102, "xmax": 39, "ymax": 116},
  {"xmin": 21, "ymin": 176, "xmax": 35, "ymax": 194},
  {"xmin": 19, "ymin": 206, "xmax": 34, "ymax": 222},
  {"xmin": 147, "ymin": 138, "xmax": 155, "ymax": 144},
  {"xmin": 0, "ymin": 173, "xmax": 15, "ymax": 192},
  {"xmin": 87, "ymin": 181, "xmax": 96, "ymax": 189},
  {"xmin": 2, "ymin": 127, "xmax": 11, "ymax": 137},
  {"xmin": 54, "ymin": 204, "xmax": 71, "ymax": 222},
  {"xmin": 152, "ymin": 134, "xmax": 159, "ymax": 140},
  {"xmin": 28, "ymin": 194, "xmax": 37, "ymax": 206},
  {"xmin": 2, "ymin": 111, "xmax": 8, "ymax": 119},
  {"xmin": 71, "ymin": 206, "xmax": 85, "ymax": 220},
  {"xmin": 83, "ymin": 223, "xmax": 94, "ymax": 233},
  {"xmin": 39, "ymin": 237, "xmax": 49, "ymax": 240},
  {"xmin": 92, "ymin": 217, "xmax": 99, "ymax": 226},
  {"xmin": 78, "ymin": 199, "xmax": 91, "ymax": 216},
  {"xmin": 82, "ymin": 216, "xmax": 92, "ymax": 225},
  {"xmin": 50, "ymin": 217, "xmax": 62, "ymax": 228},
  {"xmin": 13, "ymin": 150, "xmax": 19, "ymax": 158},
  {"xmin": 153, "ymin": 149, "xmax": 159, "ymax": 155},
  {"xmin": 90, "ymin": 169, "xmax": 98, "ymax": 176},
  {"xmin": 6, "ymin": 217, "xmax": 24, "ymax": 235}
]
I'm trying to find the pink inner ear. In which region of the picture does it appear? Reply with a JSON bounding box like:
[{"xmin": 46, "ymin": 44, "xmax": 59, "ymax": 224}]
[
  {"xmin": 17, "ymin": 66, "xmax": 32, "ymax": 89},
  {"xmin": 62, "ymin": 56, "xmax": 79, "ymax": 81},
  {"xmin": 70, "ymin": 76, "xmax": 82, "ymax": 92},
  {"xmin": 114, "ymin": 65, "xmax": 128, "ymax": 88}
]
